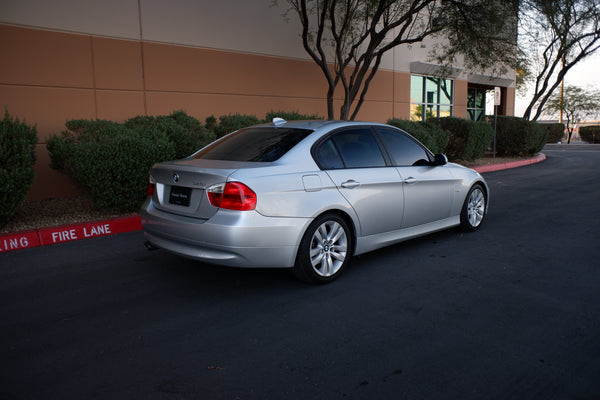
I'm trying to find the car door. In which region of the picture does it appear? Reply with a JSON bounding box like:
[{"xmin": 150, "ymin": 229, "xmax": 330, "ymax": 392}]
[
  {"xmin": 314, "ymin": 128, "xmax": 404, "ymax": 236},
  {"xmin": 376, "ymin": 127, "xmax": 457, "ymax": 228}
]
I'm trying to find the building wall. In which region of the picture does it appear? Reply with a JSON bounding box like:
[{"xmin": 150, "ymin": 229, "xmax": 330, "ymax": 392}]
[{"xmin": 0, "ymin": 0, "xmax": 515, "ymax": 201}]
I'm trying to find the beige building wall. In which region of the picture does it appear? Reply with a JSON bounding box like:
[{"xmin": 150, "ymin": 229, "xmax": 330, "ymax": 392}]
[{"xmin": 0, "ymin": 0, "xmax": 515, "ymax": 201}]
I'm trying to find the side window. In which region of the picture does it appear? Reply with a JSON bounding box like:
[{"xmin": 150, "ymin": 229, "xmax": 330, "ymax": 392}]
[
  {"xmin": 314, "ymin": 139, "xmax": 344, "ymax": 170},
  {"xmin": 377, "ymin": 128, "xmax": 430, "ymax": 166},
  {"xmin": 332, "ymin": 129, "xmax": 386, "ymax": 168}
]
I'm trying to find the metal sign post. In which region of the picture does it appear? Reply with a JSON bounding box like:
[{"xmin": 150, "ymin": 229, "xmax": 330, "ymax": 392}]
[{"xmin": 493, "ymin": 86, "xmax": 501, "ymax": 160}]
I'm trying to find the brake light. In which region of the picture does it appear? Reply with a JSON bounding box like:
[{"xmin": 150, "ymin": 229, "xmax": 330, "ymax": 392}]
[
  {"xmin": 207, "ymin": 182, "xmax": 256, "ymax": 211},
  {"xmin": 147, "ymin": 175, "xmax": 156, "ymax": 196}
]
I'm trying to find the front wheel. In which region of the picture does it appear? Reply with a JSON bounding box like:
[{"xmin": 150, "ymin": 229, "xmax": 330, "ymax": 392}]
[
  {"xmin": 460, "ymin": 183, "xmax": 487, "ymax": 232},
  {"xmin": 293, "ymin": 214, "xmax": 352, "ymax": 284}
]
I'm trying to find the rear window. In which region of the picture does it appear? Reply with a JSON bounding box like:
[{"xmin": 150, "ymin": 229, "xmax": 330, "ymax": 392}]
[{"xmin": 192, "ymin": 127, "xmax": 312, "ymax": 162}]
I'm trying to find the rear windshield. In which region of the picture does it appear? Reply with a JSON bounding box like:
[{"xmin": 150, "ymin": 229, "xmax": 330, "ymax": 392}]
[{"xmin": 192, "ymin": 127, "xmax": 312, "ymax": 162}]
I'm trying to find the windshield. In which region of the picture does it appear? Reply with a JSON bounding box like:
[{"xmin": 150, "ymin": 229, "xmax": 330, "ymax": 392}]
[{"xmin": 192, "ymin": 127, "xmax": 312, "ymax": 162}]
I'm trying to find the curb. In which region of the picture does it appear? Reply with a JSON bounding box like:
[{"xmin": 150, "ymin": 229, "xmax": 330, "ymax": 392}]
[
  {"xmin": 1, "ymin": 153, "xmax": 547, "ymax": 254},
  {"xmin": 1, "ymin": 216, "xmax": 142, "ymax": 253},
  {"xmin": 473, "ymin": 153, "xmax": 546, "ymax": 173}
]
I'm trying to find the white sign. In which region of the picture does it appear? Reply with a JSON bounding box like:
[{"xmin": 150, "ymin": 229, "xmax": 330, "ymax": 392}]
[{"xmin": 494, "ymin": 86, "xmax": 501, "ymax": 106}]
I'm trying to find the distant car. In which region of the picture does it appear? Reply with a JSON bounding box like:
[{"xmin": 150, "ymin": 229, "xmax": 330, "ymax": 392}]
[{"xmin": 141, "ymin": 119, "xmax": 488, "ymax": 283}]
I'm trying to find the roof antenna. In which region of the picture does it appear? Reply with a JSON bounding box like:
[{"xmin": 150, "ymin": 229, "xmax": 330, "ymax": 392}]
[{"xmin": 272, "ymin": 117, "xmax": 286, "ymax": 127}]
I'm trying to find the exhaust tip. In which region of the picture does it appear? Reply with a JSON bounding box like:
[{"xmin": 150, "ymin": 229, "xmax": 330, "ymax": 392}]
[{"xmin": 144, "ymin": 240, "xmax": 160, "ymax": 251}]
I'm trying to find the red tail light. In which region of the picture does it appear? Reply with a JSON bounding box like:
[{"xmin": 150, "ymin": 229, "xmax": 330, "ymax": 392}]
[
  {"xmin": 147, "ymin": 175, "xmax": 156, "ymax": 196},
  {"xmin": 207, "ymin": 182, "xmax": 256, "ymax": 211}
]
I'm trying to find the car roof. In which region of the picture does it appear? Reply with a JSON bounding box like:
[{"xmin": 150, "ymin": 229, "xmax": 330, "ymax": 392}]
[{"xmin": 252, "ymin": 119, "xmax": 391, "ymax": 132}]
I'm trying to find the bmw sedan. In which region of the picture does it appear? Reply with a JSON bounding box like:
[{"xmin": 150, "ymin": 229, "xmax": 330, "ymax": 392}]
[{"xmin": 141, "ymin": 119, "xmax": 488, "ymax": 283}]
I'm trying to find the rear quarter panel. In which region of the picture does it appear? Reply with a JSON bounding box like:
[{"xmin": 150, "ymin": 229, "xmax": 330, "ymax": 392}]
[{"xmin": 230, "ymin": 167, "xmax": 356, "ymax": 220}]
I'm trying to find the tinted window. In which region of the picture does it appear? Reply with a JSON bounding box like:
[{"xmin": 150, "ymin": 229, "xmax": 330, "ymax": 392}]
[
  {"xmin": 377, "ymin": 128, "xmax": 430, "ymax": 166},
  {"xmin": 324, "ymin": 129, "xmax": 386, "ymax": 168},
  {"xmin": 314, "ymin": 139, "xmax": 344, "ymax": 169},
  {"xmin": 193, "ymin": 127, "xmax": 312, "ymax": 162}
]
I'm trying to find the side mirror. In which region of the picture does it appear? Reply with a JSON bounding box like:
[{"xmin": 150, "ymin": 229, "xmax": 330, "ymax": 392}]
[{"xmin": 431, "ymin": 154, "xmax": 448, "ymax": 166}]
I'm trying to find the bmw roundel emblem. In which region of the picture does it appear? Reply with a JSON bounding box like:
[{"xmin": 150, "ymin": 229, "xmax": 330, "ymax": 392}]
[{"xmin": 172, "ymin": 173, "xmax": 180, "ymax": 183}]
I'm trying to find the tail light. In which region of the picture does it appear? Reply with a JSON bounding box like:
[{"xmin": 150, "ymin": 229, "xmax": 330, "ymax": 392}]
[
  {"xmin": 207, "ymin": 182, "xmax": 256, "ymax": 211},
  {"xmin": 147, "ymin": 175, "xmax": 156, "ymax": 196}
]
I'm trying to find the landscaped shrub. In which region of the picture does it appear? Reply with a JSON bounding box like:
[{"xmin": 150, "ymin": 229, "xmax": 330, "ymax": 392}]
[
  {"xmin": 386, "ymin": 118, "xmax": 450, "ymax": 154},
  {"xmin": 206, "ymin": 111, "xmax": 321, "ymax": 138},
  {"xmin": 428, "ymin": 117, "xmax": 493, "ymax": 161},
  {"xmin": 579, "ymin": 125, "xmax": 600, "ymax": 143},
  {"xmin": 263, "ymin": 110, "xmax": 321, "ymax": 122},
  {"xmin": 211, "ymin": 114, "xmax": 260, "ymax": 138},
  {"xmin": 0, "ymin": 109, "xmax": 38, "ymax": 227},
  {"xmin": 47, "ymin": 120, "xmax": 124, "ymax": 170},
  {"xmin": 539, "ymin": 123, "xmax": 565, "ymax": 143},
  {"xmin": 125, "ymin": 110, "xmax": 215, "ymax": 158},
  {"xmin": 422, "ymin": 121, "xmax": 452, "ymax": 155},
  {"xmin": 47, "ymin": 119, "xmax": 175, "ymax": 212},
  {"xmin": 492, "ymin": 116, "xmax": 547, "ymax": 156}
]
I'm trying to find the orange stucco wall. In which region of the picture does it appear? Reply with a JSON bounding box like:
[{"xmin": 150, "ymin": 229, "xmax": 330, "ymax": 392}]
[
  {"xmin": 0, "ymin": 25, "xmax": 410, "ymax": 200},
  {"xmin": 1, "ymin": 24, "xmax": 514, "ymax": 201}
]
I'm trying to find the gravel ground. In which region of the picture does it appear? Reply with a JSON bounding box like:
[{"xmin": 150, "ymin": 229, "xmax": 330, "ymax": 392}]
[
  {"xmin": 0, "ymin": 197, "xmax": 135, "ymax": 234},
  {"xmin": 0, "ymin": 155, "xmax": 528, "ymax": 235}
]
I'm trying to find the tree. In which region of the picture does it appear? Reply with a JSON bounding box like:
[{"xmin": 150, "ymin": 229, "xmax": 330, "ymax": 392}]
[
  {"xmin": 519, "ymin": 0, "xmax": 600, "ymax": 121},
  {"xmin": 283, "ymin": 0, "xmax": 519, "ymax": 120},
  {"xmin": 545, "ymin": 85, "xmax": 600, "ymax": 142}
]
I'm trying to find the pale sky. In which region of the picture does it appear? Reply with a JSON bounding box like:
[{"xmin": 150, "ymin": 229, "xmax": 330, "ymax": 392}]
[{"xmin": 514, "ymin": 52, "xmax": 600, "ymax": 118}]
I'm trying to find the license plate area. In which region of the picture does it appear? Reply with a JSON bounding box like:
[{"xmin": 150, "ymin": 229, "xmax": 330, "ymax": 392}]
[{"xmin": 168, "ymin": 186, "xmax": 192, "ymax": 207}]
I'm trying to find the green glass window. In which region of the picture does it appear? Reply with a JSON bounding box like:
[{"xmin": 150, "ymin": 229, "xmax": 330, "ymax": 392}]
[
  {"xmin": 410, "ymin": 75, "xmax": 454, "ymax": 122},
  {"xmin": 467, "ymin": 88, "xmax": 487, "ymax": 121}
]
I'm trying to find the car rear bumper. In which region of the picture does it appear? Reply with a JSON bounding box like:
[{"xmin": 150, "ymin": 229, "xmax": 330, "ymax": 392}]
[{"xmin": 140, "ymin": 200, "xmax": 310, "ymax": 268}]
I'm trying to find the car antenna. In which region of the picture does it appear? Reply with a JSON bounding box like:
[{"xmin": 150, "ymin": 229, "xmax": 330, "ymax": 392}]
[{"xmin": 272, "ymin": 117, "xmax": 286, "ymax": 127}]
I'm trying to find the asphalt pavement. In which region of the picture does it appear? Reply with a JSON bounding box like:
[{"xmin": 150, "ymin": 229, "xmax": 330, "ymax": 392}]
[{"xmin": 1, "ymin": 144, "xmax": 599, "ymax": 400}]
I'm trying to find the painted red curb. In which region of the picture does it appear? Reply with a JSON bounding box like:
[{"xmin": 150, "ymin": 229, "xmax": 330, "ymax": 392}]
[
  {"xmin": 0, "ymin": 215, "xmax": 142, "ymax": 253},
  {"xmin": 0, "ymin": 153, "xmax": 547, "ymax": 254},
  {"xmin": 473, "ymin": 153, "xmax": 546, "ymax": 173}
]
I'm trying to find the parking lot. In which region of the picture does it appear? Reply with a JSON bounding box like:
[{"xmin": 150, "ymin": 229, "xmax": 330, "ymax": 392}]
[{"xmin": 1, "ymin": 144, "xmax": 599, "ymax": 399}]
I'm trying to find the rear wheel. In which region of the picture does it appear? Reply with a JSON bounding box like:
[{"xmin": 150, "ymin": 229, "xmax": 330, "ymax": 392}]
[
  {"xmin": 293, "ymin": 214, "xmax": 352, "ymax": 284},
  {"xmin": 460, "ymin": 183, "xmax": 486, "ymax": 232}
]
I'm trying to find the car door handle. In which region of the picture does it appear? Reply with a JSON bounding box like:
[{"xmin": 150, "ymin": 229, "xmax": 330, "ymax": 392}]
[
  {"xmin": 403, "ymin": 177, "xmax": 417, "ymax": 184},
  {"xmin": 341, "ymin": 180, "xmax": 361, "ymax": 189}
]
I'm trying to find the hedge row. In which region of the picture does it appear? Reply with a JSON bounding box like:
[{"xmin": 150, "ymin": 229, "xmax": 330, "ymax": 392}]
[
  {"xmin": 490, "ymin": 116, "xmax": 547, "ymax": 156},
  {"xmin": 207, "ymin": 110, "xmax": 321, "ymax": 138},
  {"xmin": 47, "ymin": 111, "xmax": 218, "ymax": 212},
  {"xmin": 539, "ymin": 123, "xmax": 565, "ymax": 143},
  {"xmin": 389, "ymin": 116, "xmax": 548, "ymax": 160},
  {"xmin": 46, "ymin": 110, "xmax": 319, "ymax": 212},
  {"xmin": 579, "ymin": 126, "xmax": 600, "ymax": 143},
  {"xmin": 386, "ymin": 119, "xmax": 450, "ymax": 154},
  {"xmin": 43, "ymin": 109, "xmax": 552, "ymax": 214},
  {"xmin": 427, "ymin": 117, "xmax": 494, "ymax": 161},
  {"xmin": 0, "ymin": 110, "xmax": 38, "ymax": 227}
]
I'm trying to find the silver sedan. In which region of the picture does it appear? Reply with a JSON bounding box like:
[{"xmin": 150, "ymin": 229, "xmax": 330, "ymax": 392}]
[{"xmin": 141, "ymin": 119, "xmax": 488, "ymax": 283}]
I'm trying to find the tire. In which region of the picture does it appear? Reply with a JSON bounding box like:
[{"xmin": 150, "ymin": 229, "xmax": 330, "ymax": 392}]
[
  {"xmin": 460, "ymin": 183, "xmax": 487, "ymax": 232},
  {"xmin": 293, "ymin": 214, "xmax": 352, "ymax": 284}
]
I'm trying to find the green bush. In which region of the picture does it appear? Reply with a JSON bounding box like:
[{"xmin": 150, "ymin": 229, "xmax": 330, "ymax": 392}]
[
  {"xmin": 428, "ymin": 117, "xmax": 493, "ymax": 161},
  {"xmin": 47, "ymin": 120, "xmax": 124, "ymax": 170},
  {"xmin": 492, "ymin": 116, "xmax": 547, "ymax": 156},
  {"xmin": 211, "ymin": 114, "xmax": 260, "ymax": 138},
  {"xmin": 47, "ymin": 119, "xmax": 176, "ymax": 212},
  {"xmin": 539, "ymin": 123, "xmax": 565, "ymax": 143},
  {"xmin": 386, "ymin": 118, "xmax": 450, "ymax": 154},
  {"xmin": 125, "ymin": 110, "xmax": 215, "ymax": 158},
  {"xmin": 206, "ymin": 111, "xmax": 321, "ymax": 138},
  {"xmin": 263, "ymin": 110, "xmax": 321, "ymax": 122},
  {"xmin": 579, "ymin": 126, "xmax": 600, "ymax": 143},
  {"xmin": 0, "ymin": 110, "xmax": 38, "ymax": 226}
]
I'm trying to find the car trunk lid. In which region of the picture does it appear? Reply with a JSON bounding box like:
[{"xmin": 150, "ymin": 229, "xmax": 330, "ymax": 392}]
[{"xmin": 148, "ymin": 159, "xmax": 261, "ymax": 219}]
